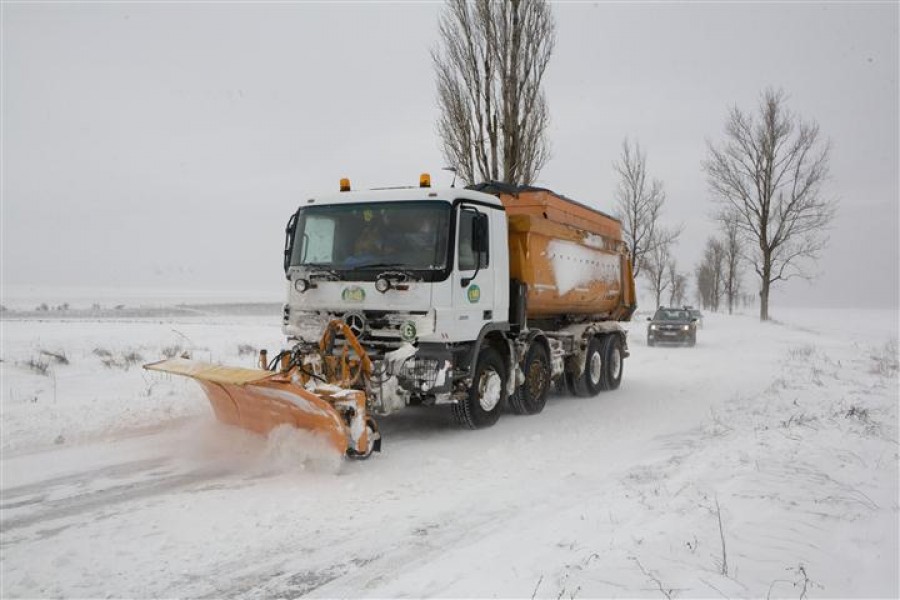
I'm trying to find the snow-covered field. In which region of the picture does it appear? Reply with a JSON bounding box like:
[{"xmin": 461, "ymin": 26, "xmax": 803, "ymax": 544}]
[{"xmin": 1, "ymin": 304, "xmax": 897, "ymax": 598}]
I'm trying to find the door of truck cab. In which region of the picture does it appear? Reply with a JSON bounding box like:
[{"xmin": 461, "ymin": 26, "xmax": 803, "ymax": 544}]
[{"xmin": 452, "ymin": 204, "xmax": 495, "ymax": 340}]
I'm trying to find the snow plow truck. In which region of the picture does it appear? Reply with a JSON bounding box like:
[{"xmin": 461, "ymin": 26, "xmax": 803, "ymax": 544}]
[{"xmin": 145, "ymin": 175, "xmax": 637, "ymax": 459}]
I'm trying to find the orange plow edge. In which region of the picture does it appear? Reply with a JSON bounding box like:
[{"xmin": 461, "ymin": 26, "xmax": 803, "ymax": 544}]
[{"xmin": 144, "ymin": 357, "xmax": 378, "ymax": 458}]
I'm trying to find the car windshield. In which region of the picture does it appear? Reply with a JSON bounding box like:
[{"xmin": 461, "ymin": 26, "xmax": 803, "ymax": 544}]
[
  {"xmin": 654, "ymin": 309, "xmax": 690, "ymax": 321},
  {"xmin": 689, "ymin": 310, "xmax": 702, "ymax": 318},
  {"xmin": 289, "ymin": 201, "xmax": 451, "ymax": 271}
]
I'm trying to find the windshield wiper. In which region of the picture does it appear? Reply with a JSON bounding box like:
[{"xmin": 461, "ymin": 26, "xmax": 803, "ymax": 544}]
[
  {"xmin": 299, "ymin": 262, "xmax": 342, "ymax": 280},
  {"xmin": 352, "ymin": 262, "xmax": 443, "ymax": 271},
  {"xmin": 351, "ymin": 262, "xmax": 409, "ymax": 269}
]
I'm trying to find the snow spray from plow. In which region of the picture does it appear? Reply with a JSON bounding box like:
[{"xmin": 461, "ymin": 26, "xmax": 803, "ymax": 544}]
[{"xmin": 144, "ymin": 320, "xmax": 381, "ymax": 460}]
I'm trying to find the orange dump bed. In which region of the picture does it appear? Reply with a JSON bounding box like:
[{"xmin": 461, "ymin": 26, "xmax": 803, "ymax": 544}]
[{"xmin": 491, "ymin": 186, "xmax": 636, "ymax": 321}]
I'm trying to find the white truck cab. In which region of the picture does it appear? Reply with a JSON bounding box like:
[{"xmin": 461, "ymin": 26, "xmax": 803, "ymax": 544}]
[{"xmin": 283, "ymin": 184, "xmax": 509, "ymax": 347}]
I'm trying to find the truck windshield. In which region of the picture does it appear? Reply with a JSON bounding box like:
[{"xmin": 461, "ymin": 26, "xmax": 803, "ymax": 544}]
[{"xmin": 289, "ymin": 201, "xmax": 452, "ymax": 272}]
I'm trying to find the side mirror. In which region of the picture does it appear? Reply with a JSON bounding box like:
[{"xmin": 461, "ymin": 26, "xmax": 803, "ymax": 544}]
[
  {"xmin": 646, "ymin": 317, "xmax": 651, "ymax": 321},
  {"xmin": 283, "ymin": 211, "xmax": 299, "ymax": 277}
]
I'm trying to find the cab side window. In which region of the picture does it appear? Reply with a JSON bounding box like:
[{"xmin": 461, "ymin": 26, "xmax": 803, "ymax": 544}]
[{"xmin": 458, "ymin": 210, "xmax": 489, "ymax": 271}]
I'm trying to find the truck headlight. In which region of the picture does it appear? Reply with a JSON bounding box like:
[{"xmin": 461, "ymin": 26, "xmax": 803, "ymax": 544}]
[
  {"xmin": 375, "ymin": 276, "xmax": 391, "ymax": 293},
  {"xmin": 294, "ymin": 278, "xmax": 314, "ymax": 293}
]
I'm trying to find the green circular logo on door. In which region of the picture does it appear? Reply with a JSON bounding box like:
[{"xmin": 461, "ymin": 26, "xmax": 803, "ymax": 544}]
[{"xmin": 467, "ymin": 284, "xmax": 481, "ymax": 303}]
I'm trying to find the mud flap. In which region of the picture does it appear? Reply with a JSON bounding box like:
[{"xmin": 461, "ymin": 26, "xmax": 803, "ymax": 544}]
[{"xmin": 144, "ymin": 358, "xmax": 351, "ymax": 455}]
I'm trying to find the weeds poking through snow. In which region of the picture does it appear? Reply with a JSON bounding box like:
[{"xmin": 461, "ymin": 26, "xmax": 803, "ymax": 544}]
[
  {"xmin": 530, "ymin": 574, "xmax": 543, "ymax": 599},
  {"xmin": 781, "ymin": 412, "xmax": 818, "ymax": 429},
  {"xmin": 161, "ymin": 344, "xmax": 183, "ymax": 359},
  {"xmin": 788, "ymin": 345, "xmax": 815, "ymax": 359},
  {"xmin": 96, "ymin": 349, "xmax": 145, "ymax": 370},
  {"xmin": 767, "ymin": 564, "xmax": 822, "ymax": 599},
  {"xmin": 122, "ymin": 351, "xmax": 143, "ymax": 366},
  {"xmin": 40, "ymin": 349, "xmax": 69, "ymax": 365},
  {"xmin": 714, "ymin": 496, "xmax": 728, "ymax": 576},
  {"xmin": 23, "ymin": 357, "xmax": 50, "ymax": 376},
  {"xmin": 870, "ymin": 339, "xmax": 899, "ymax": 376},
  {"xmin": 553, "ymin": 572, "xmax": 580, "ymax": 600},
  {"xmin": 629, "ymin": 556, "xmax": 676, "ymax": 599},
  {"xmin": 844, "ymin": 405, "xmax": 870, "ymax": 422},
  {"xmin": 237, "ymin": 343, "xmax": 258, "ymax": 357}
]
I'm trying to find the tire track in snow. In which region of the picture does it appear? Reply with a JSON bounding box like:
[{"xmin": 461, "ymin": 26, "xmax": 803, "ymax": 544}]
[
  {"xmin": 247, "ymin": 506, "xmax": 512, "ymax": 598},
  {"xmin": 0, "ymin": 460, "xmax": 232, "ymax": 535}
]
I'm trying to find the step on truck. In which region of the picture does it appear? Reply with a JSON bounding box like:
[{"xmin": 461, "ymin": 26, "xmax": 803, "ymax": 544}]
[{"xmin": 146, "ymin": 174, "xmax": 637, "ymax": 459}]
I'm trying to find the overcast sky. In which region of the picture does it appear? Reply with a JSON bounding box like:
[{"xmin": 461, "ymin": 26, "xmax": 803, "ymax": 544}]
[{"xmin": 3, "ymin": 1, "xmax": 897, "ymax": 309}]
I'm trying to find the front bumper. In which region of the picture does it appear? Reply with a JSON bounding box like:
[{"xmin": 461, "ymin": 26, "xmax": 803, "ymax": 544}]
[{"xmin": 647, "ymin": 328, "xmax": 694, "ymax": 343}]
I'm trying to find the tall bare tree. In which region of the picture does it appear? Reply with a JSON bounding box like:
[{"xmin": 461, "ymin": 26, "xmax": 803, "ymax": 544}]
[
  {"xmin": 695, "ymin": 237, "xmax": 725, "ymax": 311},
  {"xmin": 666, "ymin": 260, "xmax": 688, "ymax": 307},
  {"xmin": 642, "ymin": 226, "xmax": 680, "ymax": 308},
  {"xmin": 704, "ymin": 88, "xmax": 835, "ymax": 320},
  {"xmin": 613, "ymin": 139, "xmax": 666, "ymax": 279},
  {"xmin": 721, "ymin": 214, "xmax": 743, "ymax": 314},
  {"xmin": 433, "ymin": 0, "xmax": 555, "ymax": 186}
]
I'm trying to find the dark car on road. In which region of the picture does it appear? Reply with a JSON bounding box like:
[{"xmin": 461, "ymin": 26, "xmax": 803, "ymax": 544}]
[{"xmin": 647, "ymin": 307, "xmax": 698, "ymax": 347}]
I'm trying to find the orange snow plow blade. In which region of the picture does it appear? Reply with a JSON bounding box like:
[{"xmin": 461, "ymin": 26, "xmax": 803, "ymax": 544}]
[{"xmin": 144, "ymin": 357, "xmax": 351, "ymax": 454}]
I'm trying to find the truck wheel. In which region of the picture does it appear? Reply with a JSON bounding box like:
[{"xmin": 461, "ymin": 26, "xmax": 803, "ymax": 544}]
[
  {"xmin": 583, "ymin": 335, "xmax": 606, "ymax": 395},
  {"xmin": 453, "ymin": 347, "xmax": 506, "ymax": 429},
  {"xmin": 564, "ymin": 336, "xmax": 602, "ymax": 397},
  {"xmin": 599, "ymin": 335, "xmax": 624, "ymax": 391},
  {"xmin": 510, "ymin": 342, "xmax": 551, "ymax": 415}
]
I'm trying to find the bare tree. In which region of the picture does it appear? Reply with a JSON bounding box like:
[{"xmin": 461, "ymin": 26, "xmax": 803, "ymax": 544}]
[
  {"xmin": 433, "ymin": 0, "xmax": 555, "ymax": 186},
  {"xmin": 613, "ymin": 138, "xmax": 666, "ymax": 279},
  {"xmin": 667, "ymin": 260, "xmax": 688, "ymax": 307},
  {"xmin": 704, "ymin": 88, "xmax": 835, "ymax": 320},
  {"xmin": 721, "ymin": 213, "xmax": 742, "ymax": 314},
  {"xmin": 695, "ymin": 237, "xmax": 725, "ymax": 311},
  {"xmin": 643, "ymin": 227, "xmax": 680, "ymax": 308}
]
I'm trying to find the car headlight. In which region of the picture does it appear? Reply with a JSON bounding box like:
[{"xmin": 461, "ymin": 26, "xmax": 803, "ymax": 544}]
[
  {"xmin": 682, "ymin": 325, "xmax": 690, "ymax": 331},
  {"xmin": 650, "ymin": 324, "xmax": 657, "ymax": 331}
]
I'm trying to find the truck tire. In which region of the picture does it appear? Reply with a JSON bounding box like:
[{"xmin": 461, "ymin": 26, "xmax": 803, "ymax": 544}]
[
  {"xmin": 599, "ymin": 334, "xmax": 624, "ymax": 391},
  {"xmin": 566, "ymin": 336, "xmax": 604, "ymax": 397},
  {"xmin": 583, "ymin": 335, "xmax": 606, "ymax": 395},
  {"xmin": 509, "ymin": 342, "xmax": 551, "ymax": 415},
  {"xmin": 453, "ymin": 347, "xmax": 506, "ymax": 429}
]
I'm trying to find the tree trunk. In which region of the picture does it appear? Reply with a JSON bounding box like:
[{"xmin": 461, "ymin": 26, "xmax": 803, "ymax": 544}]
[{"xmin": 759, "ymin": 281, "xmax": 770, "ymax": 321}]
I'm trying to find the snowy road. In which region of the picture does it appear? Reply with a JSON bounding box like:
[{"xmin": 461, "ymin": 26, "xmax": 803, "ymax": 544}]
[{"xmin": 1, "ymin": 308, "xmax": 897, "ymax": 597}]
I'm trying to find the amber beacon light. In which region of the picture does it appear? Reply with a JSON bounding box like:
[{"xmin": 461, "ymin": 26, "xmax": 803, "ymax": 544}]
[
  {"xmin": 340, "ymin": 178, "xmax": 351, "ymax": 192},
  {"xmin": 419, "ymin": 173, "xmax": 431, "ymax": 188}
]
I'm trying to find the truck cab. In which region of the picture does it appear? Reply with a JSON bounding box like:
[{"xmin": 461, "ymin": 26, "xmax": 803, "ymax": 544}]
[{"xmin": 283, "ymin": 184, "xmax": 509, "ymax": 345}]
